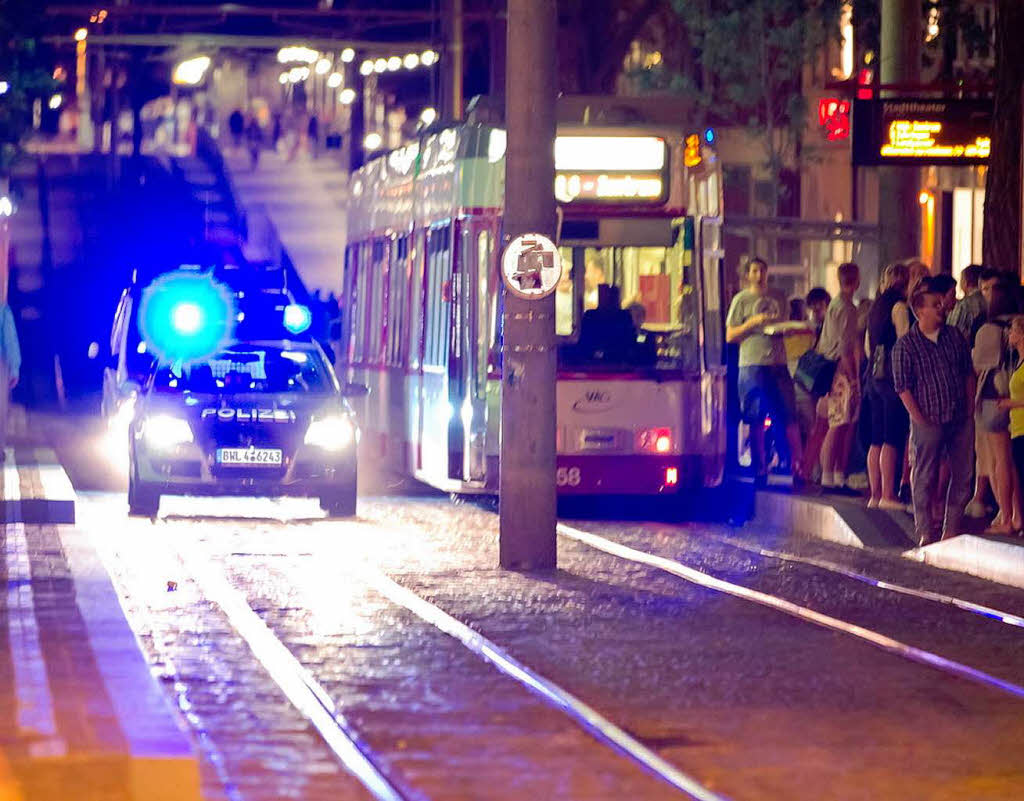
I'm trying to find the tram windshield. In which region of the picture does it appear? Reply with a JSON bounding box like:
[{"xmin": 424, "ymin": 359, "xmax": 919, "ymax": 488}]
[{"xmin": 558, "ymin": 236, "xmax": 701, "ymax": 372}]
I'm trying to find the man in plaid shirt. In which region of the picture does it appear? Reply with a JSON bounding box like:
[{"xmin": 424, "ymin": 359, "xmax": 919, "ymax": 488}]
[{"xmin": 893, "ymin": 278, "xmax": 975, "ymax": 545}]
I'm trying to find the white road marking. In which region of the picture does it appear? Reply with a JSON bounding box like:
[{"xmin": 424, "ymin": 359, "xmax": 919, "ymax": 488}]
[
  {"xmin": 172, "ymin": 535, "xmax": 409, "ymax": 801},
  {"xmin": 717, "ymin": 536, "xmax": 1024, "ymax": 629},
  {"xmin": 4, "ymin": 448, "xmax": 65, "ymax": 756},
  {"xmin": 350, "ymin": 558, "xmax": 731, "ymax": 801},
  {"xmin": 558, "ymin": 524, "xmax": 1024, "ymax": 700}
]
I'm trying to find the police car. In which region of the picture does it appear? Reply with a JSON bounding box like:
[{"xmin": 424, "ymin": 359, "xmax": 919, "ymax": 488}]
[{"xmin": 127, "ymin": 340, "xmax": 360, "ymax": 517}]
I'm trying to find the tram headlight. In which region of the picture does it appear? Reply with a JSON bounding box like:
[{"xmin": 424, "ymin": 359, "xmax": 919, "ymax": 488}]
[
  {"xmin": 305, "ymin": 416, "xmax": 355, "ymax": 451},
  {"xmin": 637, "ymin": 427, "xmax": 673, "ymax": 454}
]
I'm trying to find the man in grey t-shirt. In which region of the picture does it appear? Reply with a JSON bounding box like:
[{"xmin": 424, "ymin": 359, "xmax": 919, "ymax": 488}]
[{"xmin": 726, "ymin": 257, "xmax": 803, "ymax": 485}]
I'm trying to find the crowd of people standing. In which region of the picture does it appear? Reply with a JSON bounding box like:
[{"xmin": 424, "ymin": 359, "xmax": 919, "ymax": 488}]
[{"xmin": 727, "ymin": 256, "xmax": 1024, "ymax": 546}]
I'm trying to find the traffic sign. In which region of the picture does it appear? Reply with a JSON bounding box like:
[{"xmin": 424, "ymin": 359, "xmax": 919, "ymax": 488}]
[{"xmin": 501, "ymin": 234, "xmax": 562, "ymax": 299}]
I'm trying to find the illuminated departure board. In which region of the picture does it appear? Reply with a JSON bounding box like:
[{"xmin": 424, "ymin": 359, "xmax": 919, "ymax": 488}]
[{"xmin": 852, "ymin": 98, "xmax": 992, "ymax": 166}]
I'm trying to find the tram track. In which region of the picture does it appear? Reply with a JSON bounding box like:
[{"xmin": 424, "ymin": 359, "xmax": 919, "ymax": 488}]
[
  {"xmin": 172, "ymin": 535, "xmax": 412, "ymax": 801},
  {"xmin": 167, "ymin": 520, "xmax": 730, "ymax": 801},
  {"xmin": 557, "ymin": 523, "xmax": 1024, "ymax": 700},
  {"xmin": 84, "ymin": 493, "xmax": 1024, "ymax": 800}
]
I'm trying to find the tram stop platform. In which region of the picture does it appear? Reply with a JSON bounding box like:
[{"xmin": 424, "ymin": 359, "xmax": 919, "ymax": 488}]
[
  {"xmin": 753, "ymin": 484, "xmax": 1024, "ymax": 591},
  {"xmin": 0, "ymin": 406, "xmax": 201, "ymax": 801}
]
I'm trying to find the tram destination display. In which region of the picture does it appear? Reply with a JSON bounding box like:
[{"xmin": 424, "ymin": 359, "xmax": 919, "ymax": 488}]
[{"xmin": 852, "ymin": 98, "xmax": 992, "ymax": 166}]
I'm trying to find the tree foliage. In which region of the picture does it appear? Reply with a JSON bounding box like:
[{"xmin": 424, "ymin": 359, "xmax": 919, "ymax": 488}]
[
  {"xmin": 559, "ymin": 0, "xmax": 670, "ymax": 94},
  {"xmin": 0, "ymin": 0, "xmax": 56, "ymax": 175},
  {"xmin": 644, "ymin": 0, "xmax": 841, "ymax": 203}
]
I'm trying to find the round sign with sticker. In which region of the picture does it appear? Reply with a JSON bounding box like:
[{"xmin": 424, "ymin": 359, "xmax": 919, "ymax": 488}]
[{"xmin": 501, "ymin": 233, "xmax": 563, "ymax": 299}]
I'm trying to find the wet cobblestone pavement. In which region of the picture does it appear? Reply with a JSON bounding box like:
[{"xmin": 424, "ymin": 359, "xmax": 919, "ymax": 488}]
[{"xmin": 78, "ymin": 492, "xmax": 1024, "ymax": 801}]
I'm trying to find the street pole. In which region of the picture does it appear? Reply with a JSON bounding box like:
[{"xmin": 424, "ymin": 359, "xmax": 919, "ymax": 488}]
[
  {"xmin": 499, "ymin": 0, "xmax": 558, "ymax": 570},
  {"xmin": 0, "ymin": 177, "xmax": 10, "ymax": 305},
  {"xmin": 75, "ymin": 30, "xmax": 94, "ymax": 151},
  {"xmin": 878, "ymin": 0, "xmax": 921, "ymax": 267}
]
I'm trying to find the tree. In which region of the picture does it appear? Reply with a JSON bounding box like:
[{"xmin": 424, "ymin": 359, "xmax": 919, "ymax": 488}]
[
  {"xmin": 0, "ymin": 0, "xmax": 56, "ymax": 177},
  {"xmin": 559, "ymin": 0, "xmax": 671, "ymax": 94},
  {"xmin": 982, "ymin": 0, "xmax": 1024, "ymax": 273},
  {"xmin": 643, "ymin": 0, "xmax": 840, "ymax": 211}
]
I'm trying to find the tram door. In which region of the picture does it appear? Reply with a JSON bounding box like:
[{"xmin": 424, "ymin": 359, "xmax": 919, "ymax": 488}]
[{"xmin": 447, "ymin": 219, "xmax": 492, "ymax": 485}]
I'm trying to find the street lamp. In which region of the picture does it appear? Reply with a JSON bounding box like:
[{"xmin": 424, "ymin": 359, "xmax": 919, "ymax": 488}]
[
  {"xmin": 172, "ymin": 56, "xmax": 211, "ymax": 86},
  {"xmin": 404, "ymin": 54, "xmax": 420, "ymax": 69},
  {"xmin": 363, "ymin": 132, "xmax": 383, "ymax": 151},
  {"xmin": 327, "ymin": 72, "xmax": 343, "ymax": 89},
  {"xmin": 387, "ymin": 56, "xmax": 401, "ymax": 71},
  {"xmin": 341, "ymin": 48, "xmax": 355, "ymax": 63},
  {"xmin": 74, "ymin": 28, "xmax": 88, "ymax": 42},
  {"xmin": 277, "ymin": 46, "xmax": 318, "ymax": 65},
  {"xmin": 360, "ymin": 60, "xmax": 374, "ymax": 76},
  {"xmin": 339, "ymin": 88, "xmax": 356, "ymax": 105},
  {"xmin": 373, "ymin": 58, "xmax": 387, "ymax": 73},
  {"xmin": 421, "ymin": 50, "xmax": 439, "ymax": 66},
  {"xmin": 315, "ymin": 58, "xmax": 331, "ymax": 75}
]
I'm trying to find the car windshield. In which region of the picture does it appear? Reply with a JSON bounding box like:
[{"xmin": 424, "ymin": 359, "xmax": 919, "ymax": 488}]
[{"xmin": 153, "ymin": 346, "xmax": 332, "ymax": 394}]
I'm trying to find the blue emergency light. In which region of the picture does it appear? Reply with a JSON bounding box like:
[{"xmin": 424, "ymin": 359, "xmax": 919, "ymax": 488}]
[
  {"xmin": 138, "ymin": 271, "xmax": 236, "ymax": 364},
  {"xmin": 283, "ymin": 303, "xmax": 312, "ymax": 335}
]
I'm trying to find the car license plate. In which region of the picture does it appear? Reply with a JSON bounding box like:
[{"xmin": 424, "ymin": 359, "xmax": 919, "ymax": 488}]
[{"xmin": 217, "ymin": 448, "xmax": 282, "ymax": 466}]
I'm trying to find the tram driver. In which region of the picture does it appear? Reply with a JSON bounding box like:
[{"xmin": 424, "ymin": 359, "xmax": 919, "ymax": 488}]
[{"xmin": 576, "ymin": 284, "xmax": 639, "ymax": 364}]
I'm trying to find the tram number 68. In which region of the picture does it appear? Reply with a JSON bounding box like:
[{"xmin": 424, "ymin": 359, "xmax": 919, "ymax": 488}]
[{"xmin": 556, "ymin": 467, "xmax": 581, "ymax": 487}]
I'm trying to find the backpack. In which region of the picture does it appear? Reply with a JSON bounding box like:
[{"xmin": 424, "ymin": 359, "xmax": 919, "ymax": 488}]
[{"xmin": 973, "ymin": 320, "xmax": 1011, "ymax": 402}]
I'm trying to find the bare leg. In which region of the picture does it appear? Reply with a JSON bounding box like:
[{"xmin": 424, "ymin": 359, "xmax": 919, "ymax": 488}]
[
  {"xmin": 801, "ymin": 414, "xmax": 828, "ymax": 481},
  {"xmin": 968, "ymin": 425, "xmax": 991, "ymax": 511},
  {"xmin": 751, "ymin": 423, "xmax": 766, "ymax": 477},
  {"xmin": 836, "ymin": 423, "xmax": 855, "ymax": 480},
  {"xmin": 880, "ymin": 443, "xmax": 900, "ymax": 502},
  {"xmin": 985, "ymin": 432, "xmax": 1014, "ymax": 533},
  {"xmin": 785, "ymin": 422, "xmax": 804, "ymax": 477},
  {"xmin": 867, "ymin": 444, "xmax": 882, "ymax": 502}
]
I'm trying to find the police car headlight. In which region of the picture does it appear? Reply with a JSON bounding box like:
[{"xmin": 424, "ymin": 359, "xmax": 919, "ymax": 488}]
[
  {"xmin": 143, "ymin": 414, "xmax": 194, "ymax": 450},
  {"xmin": 305, "ymin": 416, "xmax": 354, "ymax": 451},
  {"xmin": 110, "ymin": 394, "xmax": 137, "ymax": 430}
]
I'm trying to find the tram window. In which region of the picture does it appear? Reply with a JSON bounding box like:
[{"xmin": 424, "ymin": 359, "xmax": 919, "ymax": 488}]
[
  {"xmin": 424, "ymin": 224, "xmax": 452, "ymax": 368},
  {"xmin": 387, "ymin": 237, "xmax": 409, "ymax": 366},
  {"xmin": 368, "ymin": 240, "xmax": 386, "ymax": 362},
  {"xmin": 407, "ymin": 232, "xmax": 424, "ymax": 369},
  {"xmin": 555, "ymin": 246, "xmax": 576, "ymax": 337},
  {"xmin": 353, "ymin": 245, "xmax": 372, "ymax": 362},
  {"xmin": 701, "ymin": 220, "xmax": 725, "ymax": 366},
  {"xmin": 564, "ymin": 244, "xmax": 700, "ymax": 371},
  {"xmin": 476, "ymin": 231, "xmax": 492, "ymax": 388},
  {"xmin": 342, "ymin": 245, "xmax": 357, "ymax": 360}
]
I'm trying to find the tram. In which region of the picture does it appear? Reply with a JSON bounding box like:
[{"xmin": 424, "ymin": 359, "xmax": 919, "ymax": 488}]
[{"xmin": 343, "ymin": 112, "xmax": 726, "ymax": 496}]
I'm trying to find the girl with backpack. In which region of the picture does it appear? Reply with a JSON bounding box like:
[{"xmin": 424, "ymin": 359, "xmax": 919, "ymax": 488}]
[{"xmin": 977, "ymin": 290, "xmax": 1022, "ymax": 535}]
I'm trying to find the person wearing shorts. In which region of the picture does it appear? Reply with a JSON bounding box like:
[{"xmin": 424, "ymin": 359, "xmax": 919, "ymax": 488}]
[
  {"xmin": 816, "ymin": 262, "xmax": 862, "ymax": 490},
  {"xmin": 726, "ymin": 257, "xmax": 803, "ymax": 484},
  {"xmin": 865, "ymin": 262, "xmax": 911, "ymax": 509}
]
